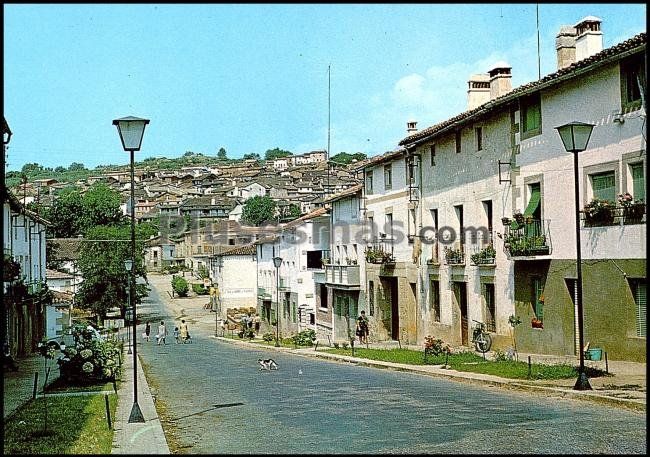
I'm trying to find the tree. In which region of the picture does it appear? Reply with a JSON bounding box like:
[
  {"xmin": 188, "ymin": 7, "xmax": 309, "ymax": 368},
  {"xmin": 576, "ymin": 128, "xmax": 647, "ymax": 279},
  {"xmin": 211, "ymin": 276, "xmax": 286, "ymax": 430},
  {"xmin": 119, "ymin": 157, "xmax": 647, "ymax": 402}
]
[
  {"xmin": 330, "ymin": 152, "xmax": 367, "ymax": 165},
  {"xmin": 75, "ymin": 225, "xmax": 148, "ymax": 321},
  {"xmin": 68, "ymin": 162, "xmax": 86, "ymax": 171},
  {"xmin": 242, "ymin": 153, "xmax": 260, "ymax": 161},
  {"xmin": 42, "ymin": 187, "xmax": 85, "ymax": 238},
  {"xmin": 264, "ymin": 147, "xmax": 293, "ymax": 161},
  {"xmin": 54, "ymin": 166, "xmax": 66, "ymax": 173},
  {"xmin": 217, "ymin": 147, "xmax": 228, "ymax": 160},
  {"xmin": 78, "ymin": 183, "xmax": 125, "ymax": 232},
  {"xmin": 21, "ymin": 162, "xmax": 44, "ymax": 174},
  {"xmin": 171, "ymin": 275, "xmax": 189, "ymax": 297},
  {"xmin": 280, "ymin": 203, "xmax": 301, "ymax": 221},
  {"xmin": 241, "ymin": 196, "xmax": 277, "ymax": 226}
]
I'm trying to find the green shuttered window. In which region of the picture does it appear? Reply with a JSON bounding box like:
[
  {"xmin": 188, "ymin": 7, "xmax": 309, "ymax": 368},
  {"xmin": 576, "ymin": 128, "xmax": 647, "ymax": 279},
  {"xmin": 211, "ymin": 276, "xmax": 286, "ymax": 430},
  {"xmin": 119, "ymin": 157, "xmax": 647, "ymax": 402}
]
[
  {"xmin": 631, "ymin": 163, "xmax": 645, "ymax": 202},
  {"xmin": 591, "ymin": 171, "xmax": 616, "ymax": 202}
]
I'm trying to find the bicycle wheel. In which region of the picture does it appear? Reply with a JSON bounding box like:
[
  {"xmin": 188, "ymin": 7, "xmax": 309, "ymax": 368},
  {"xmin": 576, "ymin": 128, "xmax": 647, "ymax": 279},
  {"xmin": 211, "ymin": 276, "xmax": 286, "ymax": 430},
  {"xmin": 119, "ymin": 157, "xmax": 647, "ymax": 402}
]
[{"xmin": 474, "ymin": 333, "xmax": 492, "ymax": 353}]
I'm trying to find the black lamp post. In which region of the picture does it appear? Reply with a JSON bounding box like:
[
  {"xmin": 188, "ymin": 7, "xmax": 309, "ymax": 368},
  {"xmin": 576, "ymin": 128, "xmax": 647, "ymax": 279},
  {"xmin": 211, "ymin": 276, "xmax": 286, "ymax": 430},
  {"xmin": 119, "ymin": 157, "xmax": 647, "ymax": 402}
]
[
  {"xmin": 124, "ymin": 259, "xmax": 133, "ymax": 355},
  {"xmin": 555, "ymin": 121, "xmax": 595, "ymax": 391},
  {"xmin": 113, "ymin": 116, "xmax": 149, "ymax": 422},
  {"xmin": 273, "ymin": 256, "xmax": 283, "ymax": 347}
]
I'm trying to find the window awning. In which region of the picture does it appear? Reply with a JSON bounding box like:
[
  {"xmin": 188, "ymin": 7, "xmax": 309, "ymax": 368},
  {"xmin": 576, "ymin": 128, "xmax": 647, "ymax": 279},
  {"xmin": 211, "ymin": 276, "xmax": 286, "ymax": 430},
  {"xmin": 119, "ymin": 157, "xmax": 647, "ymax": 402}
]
[{"xmin": 523, "ymin": 186, "xmax": 541, "ymax": 217}]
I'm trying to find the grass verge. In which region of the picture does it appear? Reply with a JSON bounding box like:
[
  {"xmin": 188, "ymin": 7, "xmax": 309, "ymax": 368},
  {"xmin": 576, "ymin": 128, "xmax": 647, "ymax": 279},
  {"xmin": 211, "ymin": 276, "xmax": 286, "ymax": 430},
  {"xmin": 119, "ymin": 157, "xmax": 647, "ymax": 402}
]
[
  {"xmin": 321, "ymin": 348, "xmax": 609, "ymax": 380},
  {"xmin": 3, "ymin": 392, "xmax": 117, "ymax": 454}
]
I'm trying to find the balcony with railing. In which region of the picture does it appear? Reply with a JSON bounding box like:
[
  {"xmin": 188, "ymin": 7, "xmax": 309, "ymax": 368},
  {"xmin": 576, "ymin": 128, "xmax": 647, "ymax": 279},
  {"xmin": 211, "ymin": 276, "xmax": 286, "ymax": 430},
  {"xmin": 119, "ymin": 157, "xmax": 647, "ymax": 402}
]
[
  {"xmin": 503, "ymin": 219, "xmax": 551, "ymax": 258},
  {"xmin": 581, "ymin": 203, "xmax": 646, "ymax": 228},
  {"xmin": 257, "ymin": 287, "xmax": 271, "ymax": 299},
  {"xmin": 470, "ymin": 232, "xmax": 496, "ymax": 266},
  {"xmin": 444, "ymin": 243, "xmax": 465, "ymax": 266},
  {"xmin": 365, "ymin": 239, "xmax": 395, "ymax": 264},
  {"xmin": 325, "ymin": 263, "xmax": 361, "ymax": 287},
  {"xmin": 279, "ymin": 277, "xmax": 291, "ymax": 291}
]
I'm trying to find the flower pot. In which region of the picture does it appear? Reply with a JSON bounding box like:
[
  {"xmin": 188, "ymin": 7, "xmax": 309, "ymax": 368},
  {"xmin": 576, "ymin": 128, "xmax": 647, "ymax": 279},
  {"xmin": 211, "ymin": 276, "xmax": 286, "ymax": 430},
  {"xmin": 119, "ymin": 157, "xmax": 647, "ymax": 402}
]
[{"xmin": 531, "ymin": 319, "xmax": 543, "ymax": 329}]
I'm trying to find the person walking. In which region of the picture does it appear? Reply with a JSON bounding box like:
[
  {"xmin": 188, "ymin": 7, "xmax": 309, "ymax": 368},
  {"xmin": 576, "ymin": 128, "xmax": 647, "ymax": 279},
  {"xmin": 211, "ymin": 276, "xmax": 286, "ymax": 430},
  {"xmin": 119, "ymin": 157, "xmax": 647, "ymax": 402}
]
[
  {"xmin": 356, "ymin": 310, "xmax": 369, "ymax": 344},
  {"xmin": 157, "ymin": 321, "xmax": 168, "ymax": 345},
  {"xmin": 180, "ymin": 319, "xmax": 189, "ymax": 343},
  {"xmin": 173, "ymin": 326, "xmax": 180, "ymax": 344},
  {"xmin": 144, "ymin": 322, "xmax": 151, "ymax": 342},
  {"xmin": 253, "ymin": 313, "xmax": 261, "ymax": 335}
]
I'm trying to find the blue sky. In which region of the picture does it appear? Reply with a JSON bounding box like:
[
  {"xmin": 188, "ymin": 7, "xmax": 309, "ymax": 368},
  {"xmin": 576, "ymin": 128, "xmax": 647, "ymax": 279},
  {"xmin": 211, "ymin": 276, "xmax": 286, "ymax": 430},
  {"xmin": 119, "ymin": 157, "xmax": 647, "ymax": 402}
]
[{"xmin": 3, "ymin": 3, "xmax": 646, "ymax": 171}]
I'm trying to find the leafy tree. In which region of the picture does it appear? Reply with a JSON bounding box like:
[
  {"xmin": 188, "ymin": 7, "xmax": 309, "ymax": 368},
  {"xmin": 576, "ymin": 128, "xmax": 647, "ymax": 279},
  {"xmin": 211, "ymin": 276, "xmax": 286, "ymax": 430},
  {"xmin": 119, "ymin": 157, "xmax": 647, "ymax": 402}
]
[
  {"xmin": 264, "ymin": 147, "xmax": 293, "ymax": 160},
  {"xmin": 280, "ymin": 203, "xmax": 301, "ymax": 222},
  {"xmin": 54, "ymin": 166, "xmax": 66, "ymax": 173},
  {"xmin": 21, "ymin": 162, "xmax": 44, "ymax": 174},
  {"xmin": 330, "ymin": 152, "xmax": 367, "ymax": 165},
  {"xmin": 242, "ymin": 153, "xmax": 260, "ymax": 160},
  {"xmin": 41, "ymin": 183, "xmax": 124, "ymax": 238},
  {"xmin": 241, "ymin": 196, "xmax": 277, "ymax": 226},
  {"xmin": 75, "ymin": 224, "xmax": 148, "ymax": 321},
  {"xmin": 217, "ymin": 147, "xmax": 228, "ymax": 160},
  {"xmin": 68, "ymin": 162, "xmax": 86, "ymax": 171}
]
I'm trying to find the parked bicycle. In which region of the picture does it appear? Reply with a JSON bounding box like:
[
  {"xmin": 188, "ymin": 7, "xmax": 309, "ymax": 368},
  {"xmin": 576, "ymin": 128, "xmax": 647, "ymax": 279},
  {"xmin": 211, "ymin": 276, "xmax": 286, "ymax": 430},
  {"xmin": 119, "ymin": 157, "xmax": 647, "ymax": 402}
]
[{"xmin": 471, "ymin": 320, "xmax": 492, "ymax": 353}]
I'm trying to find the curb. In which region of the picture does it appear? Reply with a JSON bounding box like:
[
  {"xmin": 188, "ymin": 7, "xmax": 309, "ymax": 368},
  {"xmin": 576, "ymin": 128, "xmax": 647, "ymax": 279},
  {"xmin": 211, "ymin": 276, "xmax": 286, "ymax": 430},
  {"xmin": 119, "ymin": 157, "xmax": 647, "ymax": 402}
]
[{"xmin": 214, "ymin": 336, "xmax": 646, "ymax": 412}]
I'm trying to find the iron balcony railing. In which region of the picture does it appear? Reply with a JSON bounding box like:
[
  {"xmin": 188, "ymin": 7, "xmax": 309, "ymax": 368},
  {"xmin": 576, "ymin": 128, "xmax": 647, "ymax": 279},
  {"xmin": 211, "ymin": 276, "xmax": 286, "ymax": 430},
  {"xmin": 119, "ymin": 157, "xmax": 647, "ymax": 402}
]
[
  {"xmin": 365, "ymin": 238, "xmax": 395, "ymax": 264},
  {"xmin": 325, "ymin": 264, "xmax": 361, "ymax": 286},
  {"xmin": 503, "ymin": 219, "xmax": 551, "ymax": 257},
  {"xmin": 444, "ymin": 243, "xmax": 465, "ymax": 265},
  {"xmin": 470, "ymin": 232, "xmax": 496, "ymax": 266},
  {"xmin": 581, "ymin": 204, "xmax": 646, "ymax": 228},
  {"xmin": 279, "ymin": 277, "xmax": 291, "ymax": 290}
]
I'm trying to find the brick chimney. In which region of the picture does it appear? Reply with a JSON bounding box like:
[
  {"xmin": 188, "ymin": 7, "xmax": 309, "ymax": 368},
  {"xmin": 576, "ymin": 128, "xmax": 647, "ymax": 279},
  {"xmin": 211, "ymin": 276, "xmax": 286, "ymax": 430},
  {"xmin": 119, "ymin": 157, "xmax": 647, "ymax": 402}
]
[
  {"xmin": 488, "ymin": 62, "xmax": 512, "ymax": 100},
  {"xmin": 467, "ymin": 74, "xmax": 490, "ymax": 110},
  {"xmin": 406, "ymin": 120, "xmax": 418, "ymax": 135},
  {"xmin": 575, "ymin": 16, "xmax": 603, "ymax": 62},
  {"xmin": 556, "ymin": 25, "xmax": 577, "ymax": 70}
]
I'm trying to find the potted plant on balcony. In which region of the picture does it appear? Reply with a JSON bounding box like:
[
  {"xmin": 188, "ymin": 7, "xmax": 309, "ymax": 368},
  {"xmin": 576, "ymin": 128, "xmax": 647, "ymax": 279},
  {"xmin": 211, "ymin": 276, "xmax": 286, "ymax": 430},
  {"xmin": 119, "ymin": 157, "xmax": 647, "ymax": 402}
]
[
  {"xmin": 501, "ymin": 217, "xmax": 511, "ymax": 226},
  {"xmin": 512, "ymin": 211, "xmax": 525, "ymax": 226},
  {"xmin": 583, "ymin": 198, "xmax": 615, "ymax": 226},
  {"xmin": 618, "ymin": 192, "xmax": 645, "ymax": 223},
  {"xmin": 470, "ymin": 245, "xmax": 496, "ymax": 265},
  {"xmin": 531, "ymin": 317, "xmax": 543, "ymax": 329},
  {"xmin": 444, "ymin": 246, "xmax": 463, "ymax": 264},
  {"xmin": 321, "ymin": 257, "xmax": 330, "ymax": 267}
]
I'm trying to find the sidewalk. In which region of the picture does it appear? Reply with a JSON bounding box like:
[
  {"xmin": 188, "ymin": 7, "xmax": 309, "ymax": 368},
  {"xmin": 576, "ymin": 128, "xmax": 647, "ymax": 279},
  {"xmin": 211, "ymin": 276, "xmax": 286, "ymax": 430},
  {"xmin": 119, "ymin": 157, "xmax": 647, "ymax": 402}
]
[
  {"xmin": 111, "ymin": 347, "xmax": 170, "ymax": 454},
  {"xmin": 3, "ymin": 354, "xmax": 61, "ymax": 420}
]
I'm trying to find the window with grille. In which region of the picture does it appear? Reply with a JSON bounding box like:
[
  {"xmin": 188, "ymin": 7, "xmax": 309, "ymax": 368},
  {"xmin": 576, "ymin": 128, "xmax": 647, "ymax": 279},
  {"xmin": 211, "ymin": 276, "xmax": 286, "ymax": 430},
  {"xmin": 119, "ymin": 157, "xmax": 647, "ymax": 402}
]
[
  {"xmin": 455, "ymin": 130, "xmax": 462, "ymax": 154},
  {"xmin": 520, "ymin": 93, "xmax": 541, "ymax": 139},
  {"xmin": 430, "ymin": 144, "xmax": 436, "ymax": 166},
  {"xmin": 630, "ymin": 279, "xmax": 646, "ymax": 337},
  {"xmin": 475, "ymin": 127, "xmax": 483, "ymax": 151},
  {"xmin": 430, "ymin": 280, "xmax": 440, "ymax": 322},
  {"xmin": 631, "ymin": 163, "xmax": 645, "ymax": 202},
  {"xmin": 591, "ymin": 171, "xmax": 616, "ymax": 202}
]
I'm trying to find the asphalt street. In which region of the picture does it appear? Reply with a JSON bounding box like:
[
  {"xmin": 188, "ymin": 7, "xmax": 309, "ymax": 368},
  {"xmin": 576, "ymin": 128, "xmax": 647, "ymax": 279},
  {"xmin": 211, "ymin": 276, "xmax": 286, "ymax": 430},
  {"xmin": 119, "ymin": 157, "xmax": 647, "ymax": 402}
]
[{"xmin": 135, "ymin": 280, "xmax": 646, "ymax": 454}]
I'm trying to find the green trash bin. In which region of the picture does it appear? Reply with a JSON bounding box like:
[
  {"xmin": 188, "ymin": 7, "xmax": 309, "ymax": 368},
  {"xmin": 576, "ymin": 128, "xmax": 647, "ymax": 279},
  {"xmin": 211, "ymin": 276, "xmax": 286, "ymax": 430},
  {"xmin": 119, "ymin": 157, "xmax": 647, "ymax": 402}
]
[{"xmin": 586, "ymin": 348, "xmax": 602, "ymax": 361}]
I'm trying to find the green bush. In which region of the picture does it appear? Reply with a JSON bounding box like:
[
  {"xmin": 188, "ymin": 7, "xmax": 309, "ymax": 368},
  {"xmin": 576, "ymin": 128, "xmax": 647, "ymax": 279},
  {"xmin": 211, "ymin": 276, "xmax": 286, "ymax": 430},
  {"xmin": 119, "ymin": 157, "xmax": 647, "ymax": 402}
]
[
  {"xmin": 57, "ymin": 336, "xmax": 122, "ymax": 384},
  {"xmin": 171, "ymin": 275, "xmax": 189, "ymax": 297},
  {"xmin": 291, "ymin": 329, "xmax": 317, "ymax": 346},
  {"xmin": 262, "ymin": 332, "xmax": 275, "ymax": 342},
  {"xmin": 192, "ymin": 283, "xmax": 209, "ymax": 295},
  {"xmin": 164, "ymin": 265, "xmax": 181, "ymax": 274}
]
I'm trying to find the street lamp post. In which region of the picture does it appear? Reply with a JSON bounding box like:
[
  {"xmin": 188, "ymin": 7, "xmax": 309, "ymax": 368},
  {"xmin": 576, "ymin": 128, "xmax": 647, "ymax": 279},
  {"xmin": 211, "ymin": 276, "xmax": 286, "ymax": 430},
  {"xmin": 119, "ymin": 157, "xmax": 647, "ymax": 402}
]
[
  {"xmin": 555, "ymin": 121, "xmax": 595, "ymax": 391},
  {"xmin": 113, "ymin": 116, "xmax": 149, "ymax": 422},
  {"xmin": 124, "ymin": 260, "xmax": 133, "ymax": 355},
  {"xmin": 273, "ymin": 256, "xmax": 283, "ymax": 347}
]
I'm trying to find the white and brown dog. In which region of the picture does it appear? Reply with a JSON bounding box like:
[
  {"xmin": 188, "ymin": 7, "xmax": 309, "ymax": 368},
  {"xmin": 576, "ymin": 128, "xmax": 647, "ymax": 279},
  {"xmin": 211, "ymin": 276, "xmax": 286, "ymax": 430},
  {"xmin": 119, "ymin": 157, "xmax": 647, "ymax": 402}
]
[{"xmin": 258, "ymin": 358, "xmax": 279, "ymax": 370}]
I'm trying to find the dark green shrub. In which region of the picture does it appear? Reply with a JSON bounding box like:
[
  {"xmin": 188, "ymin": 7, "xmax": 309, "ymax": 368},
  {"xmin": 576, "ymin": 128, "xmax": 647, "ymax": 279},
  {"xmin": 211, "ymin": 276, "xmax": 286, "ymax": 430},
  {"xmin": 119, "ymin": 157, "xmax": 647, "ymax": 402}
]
[
  {"xmin": 262, "ymin": 332, "xmax": 275, "ymax": 342},
  {"xmin": 57, "ymin": 336, "xmax": 122, "ymax": 384},
  {"xmin": 192, "ymin": 283, "xmax": 209, "ymax": 295},
  {"xmin": 291, "ymin": 329, "xmax": 317, "ymax": 346},
  {"xmin": 171, "ymin": 275, "xmax": 189, "ymax": 297}
]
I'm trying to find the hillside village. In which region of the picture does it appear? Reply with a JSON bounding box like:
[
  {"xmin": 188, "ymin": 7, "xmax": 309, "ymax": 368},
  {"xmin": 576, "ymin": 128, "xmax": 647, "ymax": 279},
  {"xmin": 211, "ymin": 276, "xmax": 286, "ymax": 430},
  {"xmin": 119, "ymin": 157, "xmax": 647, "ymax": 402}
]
[{"xmin": 3, "ymin": 17, "xmax": 646, "ymax": 365}]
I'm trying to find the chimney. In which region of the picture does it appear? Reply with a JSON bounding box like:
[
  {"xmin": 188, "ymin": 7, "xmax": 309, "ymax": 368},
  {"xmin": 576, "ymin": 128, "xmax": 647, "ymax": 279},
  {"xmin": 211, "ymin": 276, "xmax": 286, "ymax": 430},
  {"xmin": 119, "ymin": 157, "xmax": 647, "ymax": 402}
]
[
  {"xmin": 467, "ymin": 74, "xmax": 490, "ymax": 110},
  {"xmin": 575, "ymin": 16, "xmax": 603, "ymax": 62},
  {"xmin": 488, "ymin": 62, "xmax": 512, "ymax": 100},
  {"xmin": 556, "ymin": 25, "xmax": 577, "ymax": 70},
  {"xmin": 406, "ymin": 120, "xmax": 418, "ymax": 135}
]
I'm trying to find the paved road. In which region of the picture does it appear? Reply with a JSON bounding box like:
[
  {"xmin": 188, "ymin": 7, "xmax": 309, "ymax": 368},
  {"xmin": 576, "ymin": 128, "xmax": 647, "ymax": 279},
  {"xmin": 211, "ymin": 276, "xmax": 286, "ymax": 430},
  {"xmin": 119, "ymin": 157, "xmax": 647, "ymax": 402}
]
[{"xmin": 137, "ymin": 281, "xmax": 647, "ymax": 454}]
